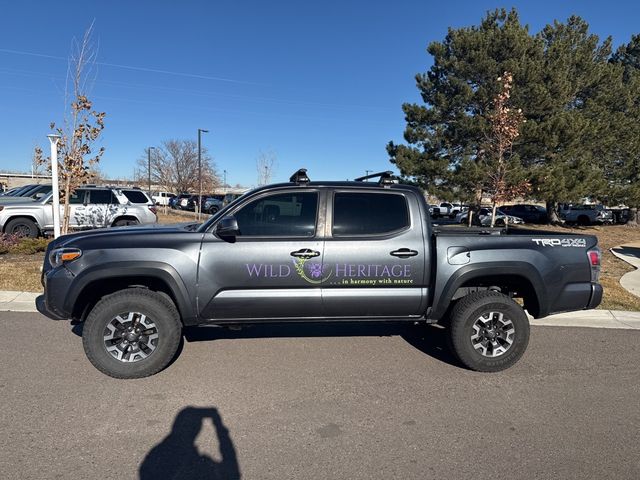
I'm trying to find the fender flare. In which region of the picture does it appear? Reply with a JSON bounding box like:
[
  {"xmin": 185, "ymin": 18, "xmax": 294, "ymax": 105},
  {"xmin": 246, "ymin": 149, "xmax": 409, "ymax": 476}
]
[
  {"xmin": 64, "ymin": 261, "xmax": 196, "ymax": 322},
  {"xmin": 429, "ymin": 261, "xmax": 547, "ymax": 320}
]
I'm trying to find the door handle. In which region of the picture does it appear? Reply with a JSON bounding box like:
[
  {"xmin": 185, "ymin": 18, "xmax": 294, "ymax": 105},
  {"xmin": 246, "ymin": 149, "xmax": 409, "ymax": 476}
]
[
  {"xmin": 390, "ymin": 248, "xmax": 419, "ymax": 258},
  {"xmin": 290, "ymin": 249, "xmax": 320, "ymax": 259}
]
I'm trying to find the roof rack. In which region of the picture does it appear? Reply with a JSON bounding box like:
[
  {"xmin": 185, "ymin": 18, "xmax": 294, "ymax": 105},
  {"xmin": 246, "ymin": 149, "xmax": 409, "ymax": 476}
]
[
  {"xmin": 289, "ymin": 168, "xmax": 310, "ymax": 185},
  {"xmin": 354, "ymin": 170, "xmax": 396, "ymax": 186}
]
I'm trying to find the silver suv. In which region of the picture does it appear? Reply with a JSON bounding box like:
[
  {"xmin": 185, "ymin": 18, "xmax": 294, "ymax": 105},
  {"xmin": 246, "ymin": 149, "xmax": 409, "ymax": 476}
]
[{"xmin": 0, "ymin": 187, "xmax": 157, "ymax": 237}]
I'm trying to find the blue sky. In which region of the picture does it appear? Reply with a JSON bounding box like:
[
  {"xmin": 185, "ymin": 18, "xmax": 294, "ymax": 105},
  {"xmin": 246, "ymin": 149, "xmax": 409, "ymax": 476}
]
[{"xmin": 1, "ymin": 0, "xmax": 639, "ymax": 187}]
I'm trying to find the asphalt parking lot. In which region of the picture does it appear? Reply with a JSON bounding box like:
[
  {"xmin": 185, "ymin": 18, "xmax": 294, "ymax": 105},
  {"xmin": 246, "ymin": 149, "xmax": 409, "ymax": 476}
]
[{"xmin": 1, "ymin": 312, "xmax": 639, "ymax": 480}]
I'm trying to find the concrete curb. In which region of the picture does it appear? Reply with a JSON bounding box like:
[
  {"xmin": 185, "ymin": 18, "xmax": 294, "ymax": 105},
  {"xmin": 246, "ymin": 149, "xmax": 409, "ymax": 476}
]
[
  {"xmin": 1, "ymin": 290, "xmax": 639, "ymax": 330},
  {"xmin": 610, "ymin": 244, "xmax": 640, "ymax": 298}
]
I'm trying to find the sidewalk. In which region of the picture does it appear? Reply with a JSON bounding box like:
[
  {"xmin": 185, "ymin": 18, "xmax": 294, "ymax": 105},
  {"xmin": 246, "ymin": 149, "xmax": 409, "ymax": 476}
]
[
  {"xmin": 1, "ymin": 289, "xmax": 639, "ymax": 329},
  {"xmin": 610, "ymin": 242, "xmax": 640, "ymax": 298}
]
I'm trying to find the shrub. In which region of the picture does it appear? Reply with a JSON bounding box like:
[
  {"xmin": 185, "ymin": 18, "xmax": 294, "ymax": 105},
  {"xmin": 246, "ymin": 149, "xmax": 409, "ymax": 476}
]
[
  {"xmin": 8, "ymin": 237, "xmax": 50, "ymax": 255},
  {"xmin": 0, "ymin": 234, "xmax": 50, "ymax": 255}
]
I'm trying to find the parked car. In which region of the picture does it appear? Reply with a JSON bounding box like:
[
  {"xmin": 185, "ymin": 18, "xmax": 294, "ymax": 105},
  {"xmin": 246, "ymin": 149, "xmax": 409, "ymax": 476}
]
[
  {"xmin": 500, "ymin": 204, "xmax": 548, "ymax": 224},
  {"xmin": 0, "ymin": 187, "xmax": 157, "ymax": 237},
  {"xmin": 456, "ymin": 208, "xmax": 524, "ymax": 226},
  {"xmin": 0, "ymin": 184, "xmax": 52, "ymax": 205},
  {"xmin": 558, "ymin": 204, "xmax": 614, "ymax": 225},
  {"xmin": 175, "ymin": 194, "xmax": 192, "ymax": 210},
  {"xmin": 433, "ymin": 202, "xmax": 466, "ymax": 218},
  {"xmin": 203, "ymin": 196, "xmax": 224, "ymax": 214},
  {"xmin": 37, "ymin": 169, "xmax": 602, "ymax": 378},
  {"xmin": 152, "ymin": 191, "xmax": 175, "ymax": 206}
]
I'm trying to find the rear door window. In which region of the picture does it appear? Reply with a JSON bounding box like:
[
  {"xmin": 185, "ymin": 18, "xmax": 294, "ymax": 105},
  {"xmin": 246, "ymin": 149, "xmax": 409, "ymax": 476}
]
[
  {"xmin": 87, "ymin": 189, "xmax": 116, "ymax": 204},
  {"xmin": 332, "ymin": 192, "xmax": 409, "ymax": 236}
]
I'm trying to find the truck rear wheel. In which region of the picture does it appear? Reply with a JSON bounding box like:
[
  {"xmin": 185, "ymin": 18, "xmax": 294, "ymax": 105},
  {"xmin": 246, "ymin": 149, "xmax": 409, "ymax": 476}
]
[
  {"xmin": 82, "ymin": 288, "xmax": 182, "ymax": 379},
  {"xmin": 447, "ymin": 291, "xmax": 529, "ymax": 372}
]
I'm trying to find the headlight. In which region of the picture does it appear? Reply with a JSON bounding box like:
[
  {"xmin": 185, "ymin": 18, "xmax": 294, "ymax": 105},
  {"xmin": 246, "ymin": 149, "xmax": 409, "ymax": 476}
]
[{"xmin": 49, "ymin": 248, "xmax": 82, "ymax": 268}]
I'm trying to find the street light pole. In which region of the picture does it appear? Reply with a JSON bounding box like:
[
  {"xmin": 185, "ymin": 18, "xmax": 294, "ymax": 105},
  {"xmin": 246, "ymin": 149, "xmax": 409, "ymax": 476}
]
[
  {"xmin": 47, "ymin": 134, "xmax": 61, "ymax": 238},
  {"xmin": 223, "ymin": 169, "xmax": 227, "ymax": 194},
  {"xmin": 365, "ymin": 170, "xmax": 372, "ymax": 182},
  {"xmin": 147, "ymin": 146, "xmax": 155, "ymax": 196},
  {"xmin": 197, "ymin": 128, "xmax": 209, "ymax": 221}
]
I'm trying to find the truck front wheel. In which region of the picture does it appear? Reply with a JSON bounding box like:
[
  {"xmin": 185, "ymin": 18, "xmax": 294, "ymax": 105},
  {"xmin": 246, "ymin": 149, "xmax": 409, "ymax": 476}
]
[
  {"xmin": 82, "ymin": 288, "xmax": 182, "ymax": 379},
  {"xmin": 447, "ymin": 291, "xmax": 529, "ymax": 372}
]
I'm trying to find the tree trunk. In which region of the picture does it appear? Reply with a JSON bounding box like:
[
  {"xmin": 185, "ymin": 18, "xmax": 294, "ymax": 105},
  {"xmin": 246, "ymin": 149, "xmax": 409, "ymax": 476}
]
[
  {"xmin": 546, "ymin": 201, "xmax": 561, "ymax": 225},
  {"xmin": 490, "ymin": 202, "xmax": 498, "ymax": 228},
  {"xmin": 627, "ymin": 207, "xmax": 639, "ymax": 227}
]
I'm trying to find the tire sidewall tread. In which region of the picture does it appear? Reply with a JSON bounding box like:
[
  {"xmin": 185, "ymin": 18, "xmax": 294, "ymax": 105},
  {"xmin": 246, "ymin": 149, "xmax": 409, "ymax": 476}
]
[
  {"xmin": 82, "ymin": 288, "xmax": 182, "ymax": 379},
  {"xmin": 447, "ymin": 291, "xmax": 530, "ymax": 372}
]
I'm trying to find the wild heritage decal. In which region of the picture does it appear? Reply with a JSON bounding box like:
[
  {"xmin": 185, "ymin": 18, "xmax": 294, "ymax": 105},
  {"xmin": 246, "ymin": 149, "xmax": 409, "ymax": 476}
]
[{"xmin": 245, "ymin": 258, "xmax": 414, "ymax": 285}]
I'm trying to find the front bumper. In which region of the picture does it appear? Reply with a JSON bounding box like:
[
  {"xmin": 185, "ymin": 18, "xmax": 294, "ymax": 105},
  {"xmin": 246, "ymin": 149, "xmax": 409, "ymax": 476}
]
[
  {"xmin": 35, "ymin": 294, "xmax": 67, "ymax": 320},
  {"xmin": 37, "ymin": 266, "xmax": 75, "ymax": 320}
]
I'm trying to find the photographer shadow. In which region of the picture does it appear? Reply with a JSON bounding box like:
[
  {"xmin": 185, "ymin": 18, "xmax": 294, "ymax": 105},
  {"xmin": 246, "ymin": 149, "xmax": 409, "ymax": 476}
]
[{"xmin": 139, "ymin": 406, "xmax": 241, "ymax": 480}]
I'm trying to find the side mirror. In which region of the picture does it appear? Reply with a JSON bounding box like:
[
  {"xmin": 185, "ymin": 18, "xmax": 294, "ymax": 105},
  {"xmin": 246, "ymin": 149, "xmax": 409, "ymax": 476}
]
[{"xmin": 215, "ymin": 215, "xmax": 239, "ymax": 237}]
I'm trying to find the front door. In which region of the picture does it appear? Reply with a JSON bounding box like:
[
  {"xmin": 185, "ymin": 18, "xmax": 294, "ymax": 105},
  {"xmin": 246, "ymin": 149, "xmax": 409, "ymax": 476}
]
[
  {"xmin": 197, "ymin": 189, "xmax": 324, "ymax": 320},
  {"xmin": 321, "ymin": 190, "xmax": 426, "ymax": 318}
]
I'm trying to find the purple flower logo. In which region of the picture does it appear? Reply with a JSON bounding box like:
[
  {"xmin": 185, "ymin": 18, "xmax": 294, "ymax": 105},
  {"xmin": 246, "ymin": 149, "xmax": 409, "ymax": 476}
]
[{"xmin": 308, "ymin": 262, "xmax": 323, "ymax": 278}]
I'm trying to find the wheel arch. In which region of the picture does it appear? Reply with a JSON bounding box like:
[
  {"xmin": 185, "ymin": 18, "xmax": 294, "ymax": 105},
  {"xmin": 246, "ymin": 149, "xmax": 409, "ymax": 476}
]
[
  {"xmin": 66, "ymin": 262, "xmax": 196, "ymax": 324},
  {"xmin": 3, "ymin": 215, "xmax": 40, "ymax": 233},
  {"xmin": 430, "ymin": 262, "xmax": 546, "ymax": 321},
  {"xmin": 111, "ymin": 216, "xmax": 140, "ymax": 227}
]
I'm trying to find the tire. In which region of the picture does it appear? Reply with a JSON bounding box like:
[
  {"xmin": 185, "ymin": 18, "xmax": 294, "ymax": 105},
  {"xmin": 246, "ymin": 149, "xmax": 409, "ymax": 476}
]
[
  {"xmin": 577, "ymin": 215, "xmax": 590, "ymax": 226},
  {"xmin": 447, "ymin": 291, "xmax": 529, "ymax": 372},
  {"xmin": 208, "ymin": 206, "xmax": 219, "ymax": 215},
  {"xmin": 113, "ymin": 218, "xmax": 139, "ymax": 227},
  {"xmin": 82, "ymin": 288, "xmax": 182, "ymax": 379},
  {"xmin": 495, "ymin": 218, "xmax": 506, "ymax": 227},
  {"xmin": 5, "ymin": 217, "xmax": 39, "ymax": 238}
]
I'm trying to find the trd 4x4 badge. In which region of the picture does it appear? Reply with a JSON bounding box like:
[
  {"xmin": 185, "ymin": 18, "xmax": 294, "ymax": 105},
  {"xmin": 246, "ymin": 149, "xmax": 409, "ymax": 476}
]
[{"xmin": 531, "ymin": 238, "xmax": 587, "ymax": 247}]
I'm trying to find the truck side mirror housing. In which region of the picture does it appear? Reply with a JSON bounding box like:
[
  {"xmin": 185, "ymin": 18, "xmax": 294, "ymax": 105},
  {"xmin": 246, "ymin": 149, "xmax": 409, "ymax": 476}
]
[{"xmin": 215, "ymin": 215, "xmax": 239, "ymax": 238}]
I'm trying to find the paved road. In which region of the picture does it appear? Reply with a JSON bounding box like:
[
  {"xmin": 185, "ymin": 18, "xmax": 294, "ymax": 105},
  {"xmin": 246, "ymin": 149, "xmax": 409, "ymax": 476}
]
[{"xmin": 1, "ymin": 312, "xmax": 639, "ymax": 480}]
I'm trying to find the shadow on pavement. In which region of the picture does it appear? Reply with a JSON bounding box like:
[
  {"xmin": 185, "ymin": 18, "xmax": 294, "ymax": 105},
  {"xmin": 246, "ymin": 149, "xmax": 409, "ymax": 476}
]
[
  {"xmin": 184, "ymin": 322, "xmax": 460, "ymax": 368},
  {"xmin": 139, "ymin": 406, "xmax": 241, "ymax": 480},
  {"xmin": 611, "ymin": 246, "xmax": 640, "ymax": 260}
]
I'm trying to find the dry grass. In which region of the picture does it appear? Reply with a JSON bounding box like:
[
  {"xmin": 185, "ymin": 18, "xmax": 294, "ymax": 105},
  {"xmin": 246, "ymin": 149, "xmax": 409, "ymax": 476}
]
[
  {"xmin": 0, "ymin": 254, "xmax": 43, "ymax": 292},
  {"xmin": 2, "ymin": 221, "xmax": 640, "ymax": 309},
  {"xmin": 156, "ymin": 209, "xmax": 210, "ymax": 225}
]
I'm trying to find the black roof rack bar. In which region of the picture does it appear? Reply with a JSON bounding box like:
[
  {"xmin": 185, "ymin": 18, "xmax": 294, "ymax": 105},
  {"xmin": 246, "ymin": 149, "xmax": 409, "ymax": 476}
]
[
  {"xmin": 289, "ymin": 168, "xmax": 310, "ymax": 184},
  {"xmin": 354, "ymin": 170, "xmax": 396, "ymax": 185}
]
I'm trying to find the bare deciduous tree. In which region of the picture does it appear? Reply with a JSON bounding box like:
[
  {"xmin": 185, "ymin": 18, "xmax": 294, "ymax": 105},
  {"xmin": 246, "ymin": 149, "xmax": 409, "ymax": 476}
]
[
  {"xmin": 482, "ymin": 72, "xmax": 528, "ymax": 227},
  {"xmin": 35, "ymin": 23, "xmax": 105, "ymax": 234},
  {"xmin": 136, "ymin": 139, "xmax": 220, "ymax": 194},
  {"xmin": 256, "ymin": 150, "xmax": 277, "ymax": 186}
]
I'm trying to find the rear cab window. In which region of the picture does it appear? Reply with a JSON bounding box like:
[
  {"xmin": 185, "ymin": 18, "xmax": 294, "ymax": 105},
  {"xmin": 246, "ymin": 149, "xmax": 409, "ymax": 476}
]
[{"xmin": 332, "ymin": 191, "xmax": 410, "ymax": 236}]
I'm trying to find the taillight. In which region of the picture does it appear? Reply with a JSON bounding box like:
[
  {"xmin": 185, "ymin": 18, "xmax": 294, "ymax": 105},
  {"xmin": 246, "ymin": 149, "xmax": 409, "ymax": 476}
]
[
  {"xmin": 149, "ymin": 206, "xmax": 157, "ymax": 215},
  {"xmin": 587, "ymin": 248, "xmax": 601, "ymax": 282}
]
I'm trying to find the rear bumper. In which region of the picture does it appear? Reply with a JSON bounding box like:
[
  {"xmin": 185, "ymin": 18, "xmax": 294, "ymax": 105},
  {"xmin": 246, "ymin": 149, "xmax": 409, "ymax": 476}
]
[
  {"xmin": 587, "ymin": 283, "xmax": 603, "ymax": 309},
  {"xmin": 545, "ymin": 282, "xmax": 603, "ymax": 317}
]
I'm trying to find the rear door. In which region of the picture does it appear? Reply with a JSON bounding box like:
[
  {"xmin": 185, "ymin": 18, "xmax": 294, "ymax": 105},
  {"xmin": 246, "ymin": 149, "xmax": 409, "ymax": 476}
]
[
  {"xmin": 80, "ymin": 189, "xmax": 117, "ymax": 228},
  {"xmin": 321, "ymin": 189, "xmax": 426, "ymax": 318},
  {"xmin": 197, "ymin": 189, "xmax": 324, "ymax": 320}
]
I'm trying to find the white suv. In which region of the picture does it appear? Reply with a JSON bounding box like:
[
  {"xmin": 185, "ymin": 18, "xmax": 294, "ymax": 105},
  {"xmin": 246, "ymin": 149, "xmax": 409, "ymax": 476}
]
[{"xmin": 0, "ymin": 187, "xmax": 157, "ymax": 237}]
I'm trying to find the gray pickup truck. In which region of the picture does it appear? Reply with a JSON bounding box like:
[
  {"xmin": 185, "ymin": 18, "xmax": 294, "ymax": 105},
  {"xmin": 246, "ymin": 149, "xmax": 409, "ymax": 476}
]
[{"xmin": 37, "ymin": 170, "xmax": 603, "ymax": 378}]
